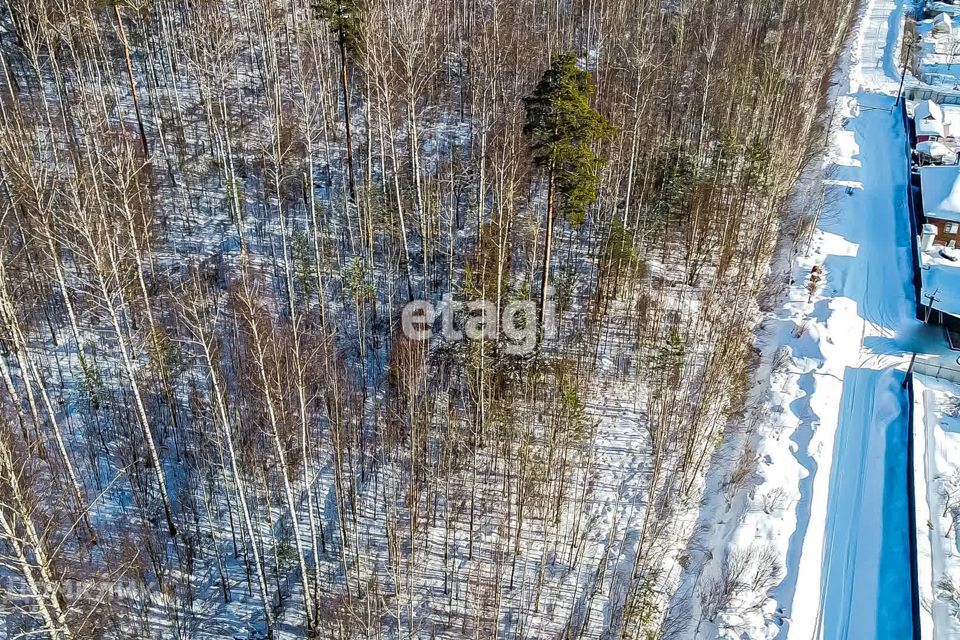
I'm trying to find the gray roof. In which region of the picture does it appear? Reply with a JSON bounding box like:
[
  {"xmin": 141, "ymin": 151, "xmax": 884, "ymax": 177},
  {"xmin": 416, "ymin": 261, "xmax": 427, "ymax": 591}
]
[{"xmin": 921, "ymin": 165, "xmax": 960, "ymax": 222}]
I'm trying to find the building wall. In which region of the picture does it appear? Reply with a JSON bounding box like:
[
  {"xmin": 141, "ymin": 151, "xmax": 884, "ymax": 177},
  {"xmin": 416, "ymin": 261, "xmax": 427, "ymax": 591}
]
[
  {"xmin": 921, "ymin": 305, "xmax": 960, "ymax": 331},
  {"xmin": 927, "ymin": 217, "xmax": 960, "ymax": 245}
]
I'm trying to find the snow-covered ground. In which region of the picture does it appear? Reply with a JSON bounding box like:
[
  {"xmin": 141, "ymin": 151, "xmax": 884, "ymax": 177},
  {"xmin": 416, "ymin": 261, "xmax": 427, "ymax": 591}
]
[
  {"xmin": 916, "ymin": 14, "xmax": 960, "ymax": 87},
  {"xmin": 669, "ymin": 0, "xmax": 951, "ymax": 637},
  {"xmin": 913, "ymin": 372, "xmax": 960, "ymax": 639}
]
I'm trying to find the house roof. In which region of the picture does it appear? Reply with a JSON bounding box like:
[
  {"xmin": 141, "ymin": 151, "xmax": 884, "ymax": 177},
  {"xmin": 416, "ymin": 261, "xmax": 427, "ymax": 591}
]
[
  {"xmin": 921, "ymin": 165, "xmax": 960, "ymax": 222},
  {"xmin": 917, "ymin": 99, "xmax": 944, "ymax": 122},
  {"xmin": 921, "ymin": 251, "xmax": 960, "ymax": 317},
  {"xmin": 929, "ymin": 1, "xmax": 960, "ymax": 16},
  {"xmin": 918, "ymin": 116, "xmax": 947, "ymax": 137},
  {"xmin": 918, "ymin": 140, "xmax": 952, "ymax": 158}
]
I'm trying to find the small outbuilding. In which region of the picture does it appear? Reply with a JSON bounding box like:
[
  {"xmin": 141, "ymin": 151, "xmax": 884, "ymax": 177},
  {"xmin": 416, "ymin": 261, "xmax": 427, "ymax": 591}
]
[
  {"xmin": 933, "ymin": 12, "xmax": 954, "ymax": 37},
  {"xmin": 920, "ymin": 165, "xmax": 960, "ymax": 244},
  {"xmin": 917, "ymin": 99, "xmax": 945, "ymax": 122},
  {"xmin": 919, "ymin": 166, "xmax": 960, "ymax": 330},
  {"xmin": 918, "ymin": 140, "xmax": 955, "ymax": 163},
  {"xmin": 917, "ymin": 99, "xmax": 949, "ymax": 142}
]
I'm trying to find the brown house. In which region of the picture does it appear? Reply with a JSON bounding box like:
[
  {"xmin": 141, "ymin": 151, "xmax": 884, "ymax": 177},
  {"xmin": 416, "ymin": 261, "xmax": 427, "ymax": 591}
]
[
  {"xmin": 920, "ymin": 165, "xmax": 960, "ymax": 246},
  {"xmin": 927, "ymin": 218, "xmax": 960, "ymax": 245}
]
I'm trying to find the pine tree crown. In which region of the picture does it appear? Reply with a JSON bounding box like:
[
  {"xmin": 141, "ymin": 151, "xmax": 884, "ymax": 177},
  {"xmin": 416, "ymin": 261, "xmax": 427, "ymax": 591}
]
[{"xmin": 523, "ymin": 53, "xmax": 613, "ymax": 225}]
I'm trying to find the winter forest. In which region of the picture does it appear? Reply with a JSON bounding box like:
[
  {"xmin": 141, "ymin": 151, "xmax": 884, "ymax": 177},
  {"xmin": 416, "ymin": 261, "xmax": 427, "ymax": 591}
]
[{"xmin": 0, "ymin": 0, "xmax": 857, "ymax": 637}]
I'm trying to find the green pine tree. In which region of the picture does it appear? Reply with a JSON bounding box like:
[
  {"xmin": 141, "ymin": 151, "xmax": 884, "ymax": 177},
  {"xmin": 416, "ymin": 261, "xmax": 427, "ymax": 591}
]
[
  {"xmin": 314, "ymin": 0, "xmax": 365, "ymax": 202},
  {"xmin": 524, "ymin": 53, "xmax": 613, "ymax": 332},
  {"xmin": 313, "ymin": 0, "xmax": 365, "ymax": 56}
]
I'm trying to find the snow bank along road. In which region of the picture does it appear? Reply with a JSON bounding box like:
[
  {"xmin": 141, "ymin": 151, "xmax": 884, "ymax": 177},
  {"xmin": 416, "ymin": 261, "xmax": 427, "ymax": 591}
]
[
  {"xmin": 674, "ymin": 0, "xmax": 941, "ymax": 636},
  {"xmin": 768, "ymin": 93, "xmax": 918, "ymax": 640}
]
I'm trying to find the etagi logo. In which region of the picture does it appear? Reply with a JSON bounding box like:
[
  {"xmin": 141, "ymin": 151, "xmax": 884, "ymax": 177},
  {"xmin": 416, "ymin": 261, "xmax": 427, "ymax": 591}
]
[{"xmin": 400, "ymin": 289, "xmax": 556, "ymax": 355}]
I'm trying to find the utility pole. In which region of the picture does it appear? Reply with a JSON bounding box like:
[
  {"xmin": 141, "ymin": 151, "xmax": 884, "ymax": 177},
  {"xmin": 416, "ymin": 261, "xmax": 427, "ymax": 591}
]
[
  {"xmin": 924, "ymin": 287, "xmax": 941, "ymax": 324},
  {"xmin": 895, "ymin": 30, "xmax": 915, "ymax": 107},
  {"xmin": 903, "ymin": 352, "xmax": 917, "ymax": 388}
]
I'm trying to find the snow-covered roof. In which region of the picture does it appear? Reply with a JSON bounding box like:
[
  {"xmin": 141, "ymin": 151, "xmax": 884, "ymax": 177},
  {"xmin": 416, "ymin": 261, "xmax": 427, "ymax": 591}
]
[
  {"xmin": 920, "ymin": 166, "xmax": 960, "ymax": 316},
  {"xmin": 934, "ymin": 13, "xmax": 954, "ymax": 33},
  {"xmin": 921, "ymin": 165, "xmax": 960, "ymax": 222},
  {"xmin": 918, "ymin": 140, "xmax": 952, "ymax": 158},
  {"xmin": 941, "ymin": 103, "xmax": 960, "ymax": 132},
  {"xmin": 928, "ymin": 1, "xmax": 960, "ymax": 16},
  {"xmin": 922, "ymin": 248, "xmax": 960, "ymax": 316},
  {"xmin": 916, "ymin": 99, "xmax": 944, "ymax": 122},
  {"xmin": 918, "ymin": 117, "xmax": 947, "ymax": 138}
]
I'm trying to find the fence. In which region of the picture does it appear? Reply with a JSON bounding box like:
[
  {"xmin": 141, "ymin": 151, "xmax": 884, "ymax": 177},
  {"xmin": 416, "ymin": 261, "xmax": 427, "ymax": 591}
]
[
  {"xmin": 906, "ymin": 370, "xmax": 923, "ymax": 640},
  {"xmin": 899, "ymin": 99, "xmax": 926, "ymax": 319},
  {"xmin": 904, "ymin": 84, "xmax": 960, "ymax": 105},
  {"xmin": 914, "ymin": 359, "xmax": 960, "ymax": 383}
]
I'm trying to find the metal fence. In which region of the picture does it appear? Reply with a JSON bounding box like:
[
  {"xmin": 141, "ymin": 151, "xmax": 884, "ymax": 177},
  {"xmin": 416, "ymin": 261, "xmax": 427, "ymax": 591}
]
[
  {"xmin": 905, "ymin": 84, "xmax": 960, "ymax": 105},
  {"xmin": 899, "ymin": 99, "xmax": 925, "ymax": 319},
  {"xmin": 906, "ymin": 370, "xmax": 922, "ymax": 640},
  {"xmin": 914, "ymin": 359, "xmax": 960, "ymax": 382}
]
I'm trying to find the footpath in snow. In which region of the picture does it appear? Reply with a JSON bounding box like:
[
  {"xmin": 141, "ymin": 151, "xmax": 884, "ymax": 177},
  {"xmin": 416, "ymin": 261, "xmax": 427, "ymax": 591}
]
[{"xmin": 669, "ymin": 0, "xmax": 937, "ymax": 636}]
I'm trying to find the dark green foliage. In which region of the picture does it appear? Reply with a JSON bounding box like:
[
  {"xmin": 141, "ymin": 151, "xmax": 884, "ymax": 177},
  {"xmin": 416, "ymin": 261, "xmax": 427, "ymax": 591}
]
[
  {"xmin": 313, "ymin": 0, "xmax": 366, "ymax": 55},
  {"xmin": 558, "ymin": 376, "xmax": 589, "ymax": 442},
  {"xmin": 79, "ymin": 354, "xmax": 103, "ymax": 412},
  {"xmin": 345, "ymin": 256, "xmax": 373, "ymax": 302},
  {"xmin": 745, "ymin": 137, "xmax": 771, "ymax": 189},
  {"xmin": 652, "ymin": 326, "xmax": 685, "ymax": 384},
  {"xmin": 603, "ymin": 217, "xmax": 634, "ymax": 267},
  {"xmin": 292, "ymin": 230, "xmax": 314, "ymax": 299},
  {"xmin": 523, "ymin": 53, "xmax": 613, "ymax": 226},
  {"xmin": 652, "ymin": 144, "xmax": 700, "ymax": 221},
  {"xmin": 552, "ymin": 267, "xmax": 576, "ymax": 313}
]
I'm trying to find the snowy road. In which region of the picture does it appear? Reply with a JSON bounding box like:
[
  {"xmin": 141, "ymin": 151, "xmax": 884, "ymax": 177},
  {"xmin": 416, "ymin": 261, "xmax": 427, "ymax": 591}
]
[
  {"xmin": 854, "ymin": 0, "xmax": 907, "ymax": 93},
  {"xmin": 782, "ymin": 92, "xmax": 918, "ymax": 640},
  {"xmin": 672, "ymin": 0, "xmax": 938, "ymax": 635},
  {"xmin": 787, "ymin": 0, "xmax": 928, "ymax": 632}
]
